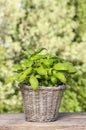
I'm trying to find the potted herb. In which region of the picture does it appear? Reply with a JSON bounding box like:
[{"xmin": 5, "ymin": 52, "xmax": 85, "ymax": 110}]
[{"xmin": 6, "ymin": 48, "xmax": 76, "ymax": 122}]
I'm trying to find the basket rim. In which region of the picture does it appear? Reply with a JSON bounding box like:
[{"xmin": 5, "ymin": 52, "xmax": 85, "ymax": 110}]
[{"xmin": 19, "ymin": 83, "xmax": 66, "ymax": 90}]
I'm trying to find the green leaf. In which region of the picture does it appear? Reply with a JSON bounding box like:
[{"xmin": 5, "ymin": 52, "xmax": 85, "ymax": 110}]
[
  {"xmin": 44, "ymin": 80, "xmax": 49, "ymax": 86},
  {"xmin": 36, "ymin": 75, "xmax": 41, "ymax": 79},
  {"xmin": 34, "ymin": 48, "xmax": 47, "ymax": 55},
  {"xmin": 48, "ymin": 68, "xmax": 53, "ymax": 75},
  {"xmin": 29, "ymin": 75, "xmax": 39, "ymax": 91},
  {"xmin": 63, "ymin": 62, "xmax": 76, "ymax": 73},
  {"xmin": 29, "ymin": 48, "xmax": 47, "ymax": 58},
  {"xmin": 18, "ymin": 67, "xmax": 32, "ymax": 82},
  {"xmin": 54, "ymin": 72, "xmax": 66, "ymax": 83},
  {"xmin": 5, "ymin": 74, "xmax": 19, "ymax": 84},
  {"xmin": 18, "ymin": 74, "xmax": 26, "ymax": 82},
  {"xmin": 31, "ymin": 55, "xmax": 45, "ymax": 60},
  {"xmin": 63, "ymin": 62, "xmax": 73, "ymax": 67},
  {"xmin": 23, "ymin": 67, "xmax": 32, "ymax": 75},
  {"xmin": 42, "ymin": 59, "xmax": 53, "ymax": 67},
  {"xmin": 68, "ymin": 67, "xmax": 76, "ymax": 73},
  {"xmin": 36, "ymin": 66, "xmax": 47, "ymax": 75},
  {"xmin": 53, "ymin": 63, "xmax": 67, "ymax": 71},
  {"xmin": 51, "ymin": 76, "xmax": 57, "ymax": 84},
  {"xmin": 13, "ymin": 64, "xmax": 23, "ymax": 70},
  {"xmin": 21, "ymin": 60, "xmax": 33, "ymax": 67}
]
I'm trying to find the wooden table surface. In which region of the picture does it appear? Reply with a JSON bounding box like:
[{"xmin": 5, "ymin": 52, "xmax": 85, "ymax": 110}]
[{"xmin": 0, "ymin": 113, "xmax": 86, "ymax": 130}]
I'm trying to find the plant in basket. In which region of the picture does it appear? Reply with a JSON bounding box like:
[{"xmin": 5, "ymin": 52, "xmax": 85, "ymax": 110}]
[{"xmin": 6, "ymin": 48, "xmax": 76, "ymax": 122}]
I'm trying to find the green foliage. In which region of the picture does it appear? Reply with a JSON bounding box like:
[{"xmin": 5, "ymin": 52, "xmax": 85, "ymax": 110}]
[
  {"xmin": 29, "ymin": 75, "xmax": 39, "ymax": 91},
  {"xmin": 7, "ymin": 48, "xmax": 76, "ymax": 90},
  {"xmin": 60, "ymin": 87, "xmax": 81, "ymax": 112},
  {"xmin": 0, "ymin": 0, "xmax": 86, "ymax": 112},
  {"xmin": 53, "ymin": 72, "xmax": 66, "ymax": 84},
  {"xmin": 74, "ymin": 0, "xmax": 86, "ymax": 41}
]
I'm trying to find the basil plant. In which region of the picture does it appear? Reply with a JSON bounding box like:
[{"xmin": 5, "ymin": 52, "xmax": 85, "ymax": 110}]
[{"xmin": 6, "ymin": 48, "xmax": 76, "ymax": 91}]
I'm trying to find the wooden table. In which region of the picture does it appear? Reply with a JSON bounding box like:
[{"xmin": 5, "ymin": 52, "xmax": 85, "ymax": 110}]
[{"xmin": 0, "ymin": 113, "xmax": 86, "ymax": 130}]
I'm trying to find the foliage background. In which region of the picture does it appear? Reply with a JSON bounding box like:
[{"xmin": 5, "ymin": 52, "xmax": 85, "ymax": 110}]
[{"xmin": 0, "ymin": 0, "xmax": 86, "ymax": 113}]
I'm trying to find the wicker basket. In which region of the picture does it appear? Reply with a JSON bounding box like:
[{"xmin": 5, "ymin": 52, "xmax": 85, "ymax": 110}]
[{"xmin": 19, "ymin": 84, "xmax": 65, "ymax": 122}]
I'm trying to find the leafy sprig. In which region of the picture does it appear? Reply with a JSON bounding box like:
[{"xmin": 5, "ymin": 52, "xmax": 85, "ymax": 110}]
[{"xmin": 6, "ymin": 48, "xmax": 76, "ymax": 91}]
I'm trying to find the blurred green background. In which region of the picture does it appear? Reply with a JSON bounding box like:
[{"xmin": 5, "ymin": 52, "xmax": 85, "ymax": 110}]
[{"xmin": 0, "ymin": 0, "xmax": 86, "ymax": 113}]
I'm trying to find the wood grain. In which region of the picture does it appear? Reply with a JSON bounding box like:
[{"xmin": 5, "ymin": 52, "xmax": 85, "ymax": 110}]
[{"xmin": 0, "ymin": 113, "xmax": 86, "ymax": 130}]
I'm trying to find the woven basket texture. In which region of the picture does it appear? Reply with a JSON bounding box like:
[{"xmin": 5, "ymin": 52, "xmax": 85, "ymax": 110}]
[{"xmin": 19, "ymin": 84, "xmax": 65, "ymax": 122}]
